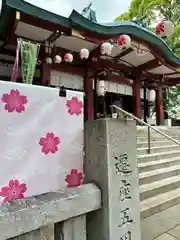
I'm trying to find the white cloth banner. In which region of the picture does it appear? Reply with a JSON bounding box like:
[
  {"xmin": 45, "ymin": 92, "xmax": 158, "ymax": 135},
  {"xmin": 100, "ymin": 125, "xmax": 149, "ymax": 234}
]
[{"xmin": 0, "ymin": 81, "xmax": 84, "ymax": 203}]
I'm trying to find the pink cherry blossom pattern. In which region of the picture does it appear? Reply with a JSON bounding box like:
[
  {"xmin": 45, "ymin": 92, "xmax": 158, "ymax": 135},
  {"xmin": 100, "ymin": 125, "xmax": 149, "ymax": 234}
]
[
  {"xmin": 1, "ymin": 89, "xmax": 28, "ymax": 113},
  {"xmin": 66, "ymin": 96, "xmax": 83, "ymax": 115},
  {"xmin": 39, "ymin": 132, "xmax": 60, "ymax": 155},
  {"xmin": 65, "ymin": 169, "xmax": 83, "ymax": 188},
  {"xmin": 0, "ymin": 179, "xmax": 27, "ymax": 203}
]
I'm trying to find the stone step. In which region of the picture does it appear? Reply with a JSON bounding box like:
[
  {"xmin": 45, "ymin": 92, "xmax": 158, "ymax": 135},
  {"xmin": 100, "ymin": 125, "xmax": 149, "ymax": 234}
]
[
  {"xmin": 137, "ymin": 127, "xmax": 180, "ymax": 136},
  {"xmin": 138, "ymin": 150, "xmax": 180, "ymax": 163},
  {"xmin": 138, "ymin": 157, "xmax": 180, "ymax": 173},
  {"xmin": 138, "ymin": 145, "xmax": 180, "ymax": 155},
  {"xmin": 139, "ymin": 164, "xmax": 180, "ymax": 185},
  {"xmin": 140, "ymin": 175, "xmax": 180, "ymax": 201},
  {"xmin": 137, "ymin": 136, "xmax": 179, "ymax": 141},
  {"xmin": 137, "ymin": 140, "xmax": 176, "ymax": 148},
  {"xmin": 141, "ymin": 188, "xmax": 180, "ymax": 219}
]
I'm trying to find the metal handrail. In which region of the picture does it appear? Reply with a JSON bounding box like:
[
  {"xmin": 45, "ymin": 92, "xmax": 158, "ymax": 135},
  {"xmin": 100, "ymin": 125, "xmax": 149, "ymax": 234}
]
[{"xmin": 111, "ymin": 105, "xmax": 180, "ymax": 154}]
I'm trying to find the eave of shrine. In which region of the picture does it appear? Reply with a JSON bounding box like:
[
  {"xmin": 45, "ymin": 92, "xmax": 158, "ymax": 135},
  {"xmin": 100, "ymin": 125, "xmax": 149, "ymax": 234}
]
[{"xmin": 1, "ymin": 0, "xmax": 180, "ymax": 86}]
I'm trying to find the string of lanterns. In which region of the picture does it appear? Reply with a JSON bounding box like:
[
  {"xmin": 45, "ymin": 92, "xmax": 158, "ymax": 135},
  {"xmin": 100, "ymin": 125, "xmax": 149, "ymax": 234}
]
[
  {"xmin": 45, "ymin": 20, "xmax": 174, "ymax": 65},
  {"xmin": 45, "ymin": 34, "xmax": 132, "ymax": 64}
]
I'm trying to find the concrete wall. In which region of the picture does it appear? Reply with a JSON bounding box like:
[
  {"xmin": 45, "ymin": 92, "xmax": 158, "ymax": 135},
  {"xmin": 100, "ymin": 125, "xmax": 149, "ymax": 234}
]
[{"xmin": 0, "ymin": 184, "xmax": 100, "ymax": 240}]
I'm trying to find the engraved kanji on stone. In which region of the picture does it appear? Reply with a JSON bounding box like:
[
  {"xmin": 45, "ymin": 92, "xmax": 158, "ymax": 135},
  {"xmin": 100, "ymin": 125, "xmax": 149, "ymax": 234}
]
[
  {"xmin": 118, "ymin": 208, "xmax": 133, "ymax": 227},
  {"xmin": 120, "ymin": 231, "xmax": 132, "ymax": 240},
  {"xmin": 119, "ymin": 180, "xmax": 132, "ymax": 201},
  {"xmin": 114, "ymin": 153, "xmax": 132, "ymax": 174}
]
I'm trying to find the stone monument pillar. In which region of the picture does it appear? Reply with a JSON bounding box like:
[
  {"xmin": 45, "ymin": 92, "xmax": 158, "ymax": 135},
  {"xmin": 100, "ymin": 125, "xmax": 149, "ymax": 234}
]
[{"xmin": 85, "ymin": 119, "xmax": 141, "ymax": 240}]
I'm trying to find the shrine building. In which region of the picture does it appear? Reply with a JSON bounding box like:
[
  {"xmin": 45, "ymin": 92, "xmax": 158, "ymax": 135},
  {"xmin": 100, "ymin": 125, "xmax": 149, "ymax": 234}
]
[{"xmin": 0, "ymin": 0, "xmax": 180, "ymax": 125}]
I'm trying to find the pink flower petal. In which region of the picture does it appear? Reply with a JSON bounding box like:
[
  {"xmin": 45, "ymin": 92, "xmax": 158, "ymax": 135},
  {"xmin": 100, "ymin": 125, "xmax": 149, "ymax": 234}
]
[
  {"xmin": 19, "ymin": 183, "xmax": 27, "ymax": 193},
  {"xmin": 42, "ymin": 146, "xmax": 50, "ymax": 154},
  {"xmin": 5, "ymin": 103, "xmax": 15, "ymax": 112},
  {"xmin": 50, "ymin": 148, "xmax": 56, "ymax": 153},
  {"xmin": 39, "ymin": 138, "xmax": 46, "ymax": 146},
  {"xmin": 0, "ymin": 187, "xmax": 10, "ymax": 197},
  {"xmin": 19, "ymin": 95, "xmax": 28, "ymax": 104},
  {"xmin": 66, "ymin": 176, "xmax": 71, "ymax": 182},
  {"xmin": 54, "ymin": 137, "xmax": 60, "ymax": 145},
  {"xmin": 9, "ymin": 179, "xmax": 19, "ymax": 188},
  {"xmin": 10, "ymin": 89, "xmax": 20, "ymax": 97},
  {"xmin": 16, "ymin": 105, "xmax": 25, "ymax": 113},
  {"xmin": 18, "ymin": 193, "xmax": 25, "ymax": 199},
  {"xmin": 78, "ymin": 173, "xmax": 83, "ymax": 179},
  {"xmin": 1, "ymin": 94, "xmax": 10, "ymax": 103},
  {"xmin": 66, "ymin": 100, "xmax": 70, "ymax": 107},
  {"xmin": 46, "ymin": 132, "xmax": 54, "ymax": 139},
  {"xmin": 3, "ymin": 196, "xmax": 10, "ymax": 203},
  {"xmin": 71, "ymin": 169, "xmax": 78, "ymax": 174}
]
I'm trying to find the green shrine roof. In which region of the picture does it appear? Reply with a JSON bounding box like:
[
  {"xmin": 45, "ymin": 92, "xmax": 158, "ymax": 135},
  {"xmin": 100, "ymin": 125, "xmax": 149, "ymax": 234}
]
[{"xmin": 1, "ymin": 0, "xmax": 180, "ymax": 70}]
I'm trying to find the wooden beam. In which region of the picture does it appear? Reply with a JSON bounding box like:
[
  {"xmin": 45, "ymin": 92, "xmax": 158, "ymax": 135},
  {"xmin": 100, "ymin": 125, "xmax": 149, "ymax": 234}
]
[
  {"xmin": 20, "ymin": 13, "xmax": 70, "ymax": 34},
  {"xmin": 90, "ymin": 58, "xmax": 133, "ymax": 73},
  {"xmin": 1, "ymin": 11, "xmax": 20, "ymax": 50},
  {"xmin": 115, "ymin": 48, "xmax": 133, "ymax": 59},
  {"xmin": 0, "ymin": 48, "xmax": 15, "ymax": 57},
  {"xmin": 0, "ymin": 75, "xmax": 39, "ymax": 82},
  {"xmin": 88, "ymin": 44, "xmax": 101, "ymax": 63},
  {"xmin": 98, "ymin": 73, "xmax": 132, "ymax": 86},
  {"xmin": 163, "ymin": 78, "xmax": 180, "ymax": 85},
  {"xmin": 163, "ymin": 71, "xmax": 179, "ymax": 76},
  {"xmin": 133, "ymin": 59, "xmax": 161, "ymax": 74},
  {"xmin": 44, "ymin": 30, "xmax": 62, "ymax": 43},
  {"xmin": 0, "ymin": 58, "xmax": 40, "ymax": 69},
  {"xmin": 49, "ymin": 63, "xmax": 86, "ymax": 76}
]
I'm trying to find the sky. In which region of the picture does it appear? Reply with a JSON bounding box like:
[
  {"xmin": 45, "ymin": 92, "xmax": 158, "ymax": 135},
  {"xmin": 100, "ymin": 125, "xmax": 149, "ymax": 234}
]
[{"xmin": 25, "ymin": 0, "xmax": 130, "ymax": 22}]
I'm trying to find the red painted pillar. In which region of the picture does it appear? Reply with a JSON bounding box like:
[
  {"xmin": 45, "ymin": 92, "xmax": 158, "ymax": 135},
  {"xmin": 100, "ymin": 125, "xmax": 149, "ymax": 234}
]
[
  {"xmin": 132, "ymin": 79, "xmax": 141, "ymax": 119},
  {"xmin": 156, "ymin": 86, "xmax": 164, "ymax": 125},
  {"xmin": 84, "ymin": 74, "xmax": 94, "ymax": 120}
]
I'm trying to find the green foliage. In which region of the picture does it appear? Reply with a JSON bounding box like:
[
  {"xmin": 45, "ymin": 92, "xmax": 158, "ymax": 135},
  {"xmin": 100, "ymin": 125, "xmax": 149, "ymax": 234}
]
[
  {"xmin": 115, "ymin": 0, "xmax": 180, "ymax": 118},
  {"xmin": 167, "ymin": 86, "xmax": 180, "ymax": 118},
  {"xmin": 115, "ymin": 0, "xmax": 180, "ymax": 56}
]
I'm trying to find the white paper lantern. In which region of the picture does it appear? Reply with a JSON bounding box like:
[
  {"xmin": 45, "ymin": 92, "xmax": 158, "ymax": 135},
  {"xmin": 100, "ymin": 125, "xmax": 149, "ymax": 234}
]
[
  {"xmin": 45, "ymin": 57, "xmax": 52, "ymax": 64},
  {"xmin": 96, "ymin": 80, "xmax": 106, "ymax": 96},
  {"xmin": 155, "ymin": 21, "xmax": 174, "ymax": 38},
  {"xmin": 148, "ymin": 89, "xmax": 156, "ymax": 102},
  {"xmin": 100, "ymin": 42, "xmax": 112, "ymax": 56},
  {"xmin": 80, "ymin": 48, "xmax": 89, "ymax": 59},
  {"xmin": 117, "ymin": 34, "xmax": 131, "ymax": 48},
  {"xmin": 64, "ymin": 53, "xmax": 73, "ymax": 63},
  {"xmin": 54, "ymin": 55, "xmax": 62, "ymax": 63}
]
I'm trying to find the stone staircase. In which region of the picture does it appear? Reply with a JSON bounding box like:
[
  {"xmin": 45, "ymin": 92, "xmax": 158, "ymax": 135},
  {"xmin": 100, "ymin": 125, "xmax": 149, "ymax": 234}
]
[{"xmin": 137, "ymin": 127, "xmax": 180, "ymax": 219}]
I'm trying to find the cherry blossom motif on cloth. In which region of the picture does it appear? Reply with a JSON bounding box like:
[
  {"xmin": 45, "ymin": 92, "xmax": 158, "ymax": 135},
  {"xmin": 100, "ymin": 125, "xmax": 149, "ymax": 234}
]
[
  {"xmin": 1, "ymin": 89, "xmax": 28, "ymax": 113},
  {"xmin": 65, "ymin": 169, "xmax": 83, "ymax": 188},
  {"xmin": 0, "ymin": 179, "xmax": 27, "ymax": 203},
  {"xmin": 39, "ymin": 132, "xmax": 60, "ymax": 155},
  {"xmin": 66, "ymin": 96, "xmax": 83, "ymax": 115}
]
